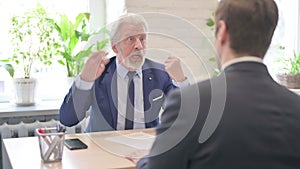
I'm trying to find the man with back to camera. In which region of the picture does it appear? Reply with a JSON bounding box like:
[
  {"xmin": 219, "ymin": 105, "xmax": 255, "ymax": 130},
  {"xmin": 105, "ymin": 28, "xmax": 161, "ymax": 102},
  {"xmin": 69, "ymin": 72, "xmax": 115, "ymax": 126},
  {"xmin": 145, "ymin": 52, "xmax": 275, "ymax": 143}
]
[
  {"xmin": 59, "ymin": 13, "xmax": 189, "ymax": 132},
  {"xmin": 135, "ymin": 0, "xmax": 300, "ymax": 168}
]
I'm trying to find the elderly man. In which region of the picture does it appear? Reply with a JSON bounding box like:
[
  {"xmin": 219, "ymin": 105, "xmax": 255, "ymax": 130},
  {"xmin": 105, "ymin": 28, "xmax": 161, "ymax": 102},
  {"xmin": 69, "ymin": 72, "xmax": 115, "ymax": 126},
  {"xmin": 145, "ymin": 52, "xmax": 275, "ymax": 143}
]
[{"xmin": 59, "ymin": 13, "xmax": 188, "ymax": 132}]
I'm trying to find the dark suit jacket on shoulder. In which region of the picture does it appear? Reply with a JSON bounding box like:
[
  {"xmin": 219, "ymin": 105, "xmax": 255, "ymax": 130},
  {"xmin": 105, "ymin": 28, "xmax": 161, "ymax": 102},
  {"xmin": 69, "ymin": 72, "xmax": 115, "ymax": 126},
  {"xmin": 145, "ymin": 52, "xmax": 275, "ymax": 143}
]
[
  {"xmin": 59, "ymin": 57, "xmax": 176, "ymax": 132},
  {"xmin": 137, "ymin": 62, "xmax": 300, "ymax": 169}
]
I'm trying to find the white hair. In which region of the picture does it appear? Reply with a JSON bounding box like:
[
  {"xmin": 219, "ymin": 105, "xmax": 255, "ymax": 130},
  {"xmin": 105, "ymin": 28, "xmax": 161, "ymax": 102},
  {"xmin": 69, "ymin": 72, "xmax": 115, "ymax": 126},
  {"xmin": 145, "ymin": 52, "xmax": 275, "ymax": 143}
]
[{"xmin": 110, "ymin": 13, "xmax": 149, "ymax": 44}]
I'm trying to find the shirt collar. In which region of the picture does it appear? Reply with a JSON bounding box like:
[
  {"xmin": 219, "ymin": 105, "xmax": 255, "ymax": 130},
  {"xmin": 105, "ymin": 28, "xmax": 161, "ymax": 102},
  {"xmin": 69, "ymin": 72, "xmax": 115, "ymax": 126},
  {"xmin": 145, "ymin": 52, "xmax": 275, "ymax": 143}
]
[
  {"xmin": 116, "ymin": 59, "xmax": 142, "ymax": 79},
  {"xmin": 221, "ymin": 56, "xmax": 263, "ymax": 70}
]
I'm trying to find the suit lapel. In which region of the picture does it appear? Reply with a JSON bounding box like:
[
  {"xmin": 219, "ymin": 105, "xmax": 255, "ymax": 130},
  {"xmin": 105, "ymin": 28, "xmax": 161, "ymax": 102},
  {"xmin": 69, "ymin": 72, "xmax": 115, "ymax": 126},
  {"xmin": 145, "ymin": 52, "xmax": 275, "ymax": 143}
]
[
  {"xmin": 142, "ymin": 66, "xmax": 154, "ymax": 124},
  {"xmin": 100, "ymin": 58, "xmax": 118, "ymax": 129}
]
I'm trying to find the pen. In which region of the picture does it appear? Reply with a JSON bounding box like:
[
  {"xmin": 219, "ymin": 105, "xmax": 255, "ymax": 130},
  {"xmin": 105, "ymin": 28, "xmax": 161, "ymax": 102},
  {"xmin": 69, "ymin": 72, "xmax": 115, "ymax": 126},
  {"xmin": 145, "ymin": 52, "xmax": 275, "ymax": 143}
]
[
  {"xmin": 56, "ymin": 124, "xmax": 66, "ymax": 133},
  {"xmin": 38, "ymin": 128, "xmax": 52, "ymax": 145}
]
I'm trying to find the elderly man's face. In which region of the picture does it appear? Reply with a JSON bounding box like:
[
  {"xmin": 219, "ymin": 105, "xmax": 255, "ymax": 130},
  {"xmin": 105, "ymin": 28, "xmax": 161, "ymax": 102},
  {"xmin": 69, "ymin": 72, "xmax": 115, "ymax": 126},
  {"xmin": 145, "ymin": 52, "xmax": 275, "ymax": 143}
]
[{"xmin": 112, "ymin": 23, "xmax": 147, "ymax": 71}]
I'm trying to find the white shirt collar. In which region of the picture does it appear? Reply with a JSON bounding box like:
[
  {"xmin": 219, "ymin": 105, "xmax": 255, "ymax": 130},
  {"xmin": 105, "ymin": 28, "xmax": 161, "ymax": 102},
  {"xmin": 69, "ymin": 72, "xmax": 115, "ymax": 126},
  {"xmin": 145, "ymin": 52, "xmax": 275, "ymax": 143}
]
[
  {"xmin": 221, "ymin": 56, "xmax": 263, "ymax": 70},
  {"xmin": 116, "ymin": 59, "xmax": 142, "ymax": 79}
]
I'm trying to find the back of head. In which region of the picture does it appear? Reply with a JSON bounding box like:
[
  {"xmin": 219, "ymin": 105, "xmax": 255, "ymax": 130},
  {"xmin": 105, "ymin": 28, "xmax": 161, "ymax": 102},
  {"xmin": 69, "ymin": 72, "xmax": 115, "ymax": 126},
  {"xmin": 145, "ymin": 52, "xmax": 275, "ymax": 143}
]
[
  {"xmin": 215, "ymin": 0, "xmax": 278, "ymax": 58},
  {"xmin": 110, "ymin": 13, "xmax": 148, "ymax": 44}
]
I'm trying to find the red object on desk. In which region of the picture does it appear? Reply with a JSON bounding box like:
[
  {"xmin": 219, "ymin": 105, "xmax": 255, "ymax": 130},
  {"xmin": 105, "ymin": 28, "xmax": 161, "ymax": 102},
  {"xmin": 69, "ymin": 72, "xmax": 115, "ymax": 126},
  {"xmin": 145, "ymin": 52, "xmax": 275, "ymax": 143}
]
[{"xmin": 37, "ymin": 128, "xmax": 52, "ymax": 146}]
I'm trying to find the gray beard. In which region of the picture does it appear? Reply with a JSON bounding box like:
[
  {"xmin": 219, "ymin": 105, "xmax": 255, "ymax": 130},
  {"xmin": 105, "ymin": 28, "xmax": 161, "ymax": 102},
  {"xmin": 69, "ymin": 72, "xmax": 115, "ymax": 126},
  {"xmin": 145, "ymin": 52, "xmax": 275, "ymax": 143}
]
[{"xmin": 123, "ymin": 56, "xmax": 145, "ymax": 70}]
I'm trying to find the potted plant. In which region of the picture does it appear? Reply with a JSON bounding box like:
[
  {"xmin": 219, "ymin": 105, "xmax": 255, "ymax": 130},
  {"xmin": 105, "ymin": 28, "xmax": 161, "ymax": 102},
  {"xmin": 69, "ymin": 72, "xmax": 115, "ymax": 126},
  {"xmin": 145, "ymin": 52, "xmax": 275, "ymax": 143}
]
[
  {"xmin": 6, "ymin": 3, "xmax": 60, "ymax": 105},
  {"xmin": 276, "ymin": 49, "xmax": 300, "ymax": 89},
  {"xmin": 53, "ymin": 13, "xmax": 109, "ymax": 79}
]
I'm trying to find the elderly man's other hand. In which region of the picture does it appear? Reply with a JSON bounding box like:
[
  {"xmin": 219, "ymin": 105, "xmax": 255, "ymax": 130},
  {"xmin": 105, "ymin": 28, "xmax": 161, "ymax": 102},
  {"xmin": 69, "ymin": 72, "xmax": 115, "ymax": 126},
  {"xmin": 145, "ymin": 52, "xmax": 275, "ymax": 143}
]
[
  {"xmin": 165, "ymin": 56, "xmax": 186, "ymax": 82},
  {"xmin": 125, "ymin": 149, "xmax": 149, "ymax": 164}
]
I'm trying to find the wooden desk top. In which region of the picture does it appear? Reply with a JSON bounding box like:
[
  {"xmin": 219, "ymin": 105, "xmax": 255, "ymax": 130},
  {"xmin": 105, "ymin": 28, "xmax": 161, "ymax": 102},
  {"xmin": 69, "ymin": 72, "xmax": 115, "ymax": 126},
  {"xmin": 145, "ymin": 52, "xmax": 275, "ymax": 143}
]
[{"xmin": 3, "ymin": 129, "xmax": 155, "ymax": 169}]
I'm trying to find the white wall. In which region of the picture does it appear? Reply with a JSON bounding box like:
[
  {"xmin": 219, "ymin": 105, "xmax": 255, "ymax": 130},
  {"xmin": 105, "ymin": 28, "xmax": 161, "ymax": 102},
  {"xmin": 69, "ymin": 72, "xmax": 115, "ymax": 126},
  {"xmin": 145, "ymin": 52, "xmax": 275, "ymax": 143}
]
[
  {"xmin": 297, "ymin": 1, "xmax": 300, "ymax": 52},
  {"xmin": 89, "ymin": 0, "xmax": 106, "ymax": 31}
]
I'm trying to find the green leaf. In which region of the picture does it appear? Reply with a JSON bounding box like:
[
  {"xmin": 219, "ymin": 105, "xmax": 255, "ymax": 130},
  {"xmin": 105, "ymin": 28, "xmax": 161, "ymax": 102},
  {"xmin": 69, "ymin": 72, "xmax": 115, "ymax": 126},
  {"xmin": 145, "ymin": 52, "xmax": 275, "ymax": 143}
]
[
  {"xmin": 76, "ymin": 31, "xmax": 92, "ymax": 41},
  {"xmin": 59, "ymin": 14, "xmax": 74, "ymax": 41},
  {"xmin": 61, "ymin": 52, "xmax": 73, "ymax": 61},
  {"xmin": 57, "ymin": 60, "xmax": 65, "ymax": 66},
  {"xmin": 209, "ymin": 57, "xmax": 216, "ymax": 62},
  {"xmin": 0, "ymin": 59, "xmax": 10, "ymax": 63},
  {"xmin": 68, "ymin": 35, "xmax": 79, "ymax": 53},
  {"xmin": 97, "ymin": 38, "xmax": 109, "ymax": 50},
  {"xmin": 278, "ymin": 45, "xmax": 285, "ymax": 50},
  {"xmin": 75, "ymin": 48, "xmax": 92, "ymax": 59},
  {"xmin": 74, "ymin": 13, "xmax": 90, "ymax": 29},
  {"xmin": 206, "ymin": 18, "xmax": 215, "ymax": 27},
  {"xmin": 3, "ymin": 64, "xmax": 15, "ymax": 78}
]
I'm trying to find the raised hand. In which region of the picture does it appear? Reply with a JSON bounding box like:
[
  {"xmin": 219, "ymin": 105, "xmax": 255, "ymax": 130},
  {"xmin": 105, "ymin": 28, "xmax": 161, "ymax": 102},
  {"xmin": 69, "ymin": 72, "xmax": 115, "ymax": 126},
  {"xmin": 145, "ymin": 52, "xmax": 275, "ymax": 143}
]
[
  {"xmin": 164, "ymin": 56, "xmax": 185, "ymax": 82},
  {"xmin": 80, "ymin": 51, "xmax": 109, "ymax": 82}
]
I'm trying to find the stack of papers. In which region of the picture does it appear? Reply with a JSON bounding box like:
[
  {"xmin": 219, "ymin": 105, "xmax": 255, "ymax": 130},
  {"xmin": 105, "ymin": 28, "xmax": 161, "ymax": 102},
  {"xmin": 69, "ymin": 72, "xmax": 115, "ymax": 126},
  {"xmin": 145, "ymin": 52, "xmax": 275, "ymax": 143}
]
[{"xmin": 105, "ymin": 132, "xmax": 155, "ymax": 150}]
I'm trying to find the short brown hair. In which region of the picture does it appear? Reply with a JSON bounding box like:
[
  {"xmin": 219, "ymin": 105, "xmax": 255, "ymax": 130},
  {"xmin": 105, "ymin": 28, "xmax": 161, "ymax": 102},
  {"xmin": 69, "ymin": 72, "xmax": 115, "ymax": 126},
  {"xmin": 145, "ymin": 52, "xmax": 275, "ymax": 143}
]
[{"xmin": 215, "ymin": 0, "xmax": 278, "ymax": 58}]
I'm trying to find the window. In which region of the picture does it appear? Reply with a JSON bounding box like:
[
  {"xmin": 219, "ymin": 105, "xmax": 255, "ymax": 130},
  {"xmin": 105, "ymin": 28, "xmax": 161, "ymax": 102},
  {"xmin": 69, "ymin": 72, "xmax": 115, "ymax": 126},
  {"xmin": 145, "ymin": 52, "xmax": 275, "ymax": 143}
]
[
  {"xmin": 0, "ymin": 0, "xmax": 90, "ymax": 102},
  {"xmin": 0, "ymin": 0, "xmax": 90, "ymax": 57},
  {"xmin": 264, "ymin": 0, "xmax": 300, "ymax": 76},
  {"xmin": 0, "ymin": 0, "xmax": 125, "ymax": 103},
  {"xmin": 106, "ymin": 0, "xmax": 126, "ymax": 24}
]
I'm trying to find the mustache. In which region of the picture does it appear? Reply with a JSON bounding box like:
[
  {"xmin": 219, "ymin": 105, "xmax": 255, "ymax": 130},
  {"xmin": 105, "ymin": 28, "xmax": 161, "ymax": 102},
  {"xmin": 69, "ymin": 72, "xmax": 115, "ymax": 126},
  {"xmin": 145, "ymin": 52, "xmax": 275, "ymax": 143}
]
[{"xmin": 129, "ymin": 51, "xmax": 144, "ymax": 57}]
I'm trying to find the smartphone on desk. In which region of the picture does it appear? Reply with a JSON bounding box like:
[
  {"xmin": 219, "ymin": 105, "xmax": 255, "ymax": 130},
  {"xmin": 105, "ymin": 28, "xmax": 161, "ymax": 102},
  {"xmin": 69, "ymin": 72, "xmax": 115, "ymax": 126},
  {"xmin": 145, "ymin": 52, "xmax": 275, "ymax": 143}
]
[{"xmin": 64, "ymin": 138, "xmax": 88, "ymax": 150}]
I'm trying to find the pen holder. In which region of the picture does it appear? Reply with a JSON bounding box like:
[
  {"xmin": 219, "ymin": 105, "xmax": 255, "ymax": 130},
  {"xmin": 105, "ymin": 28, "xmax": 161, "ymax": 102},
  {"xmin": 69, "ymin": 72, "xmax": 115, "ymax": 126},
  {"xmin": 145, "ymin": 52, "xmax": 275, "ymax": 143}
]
[{"xmin": 36, "ymin": 127, "xmax": 66, "ymax": 162}]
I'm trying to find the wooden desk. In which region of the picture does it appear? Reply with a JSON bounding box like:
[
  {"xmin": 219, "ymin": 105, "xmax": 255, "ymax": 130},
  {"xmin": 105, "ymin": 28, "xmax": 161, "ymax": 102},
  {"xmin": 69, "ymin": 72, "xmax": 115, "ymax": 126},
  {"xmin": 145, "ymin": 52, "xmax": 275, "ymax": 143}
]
[{"xmin": 3, "ymin": 129, "xmax": 155, "ymax": 169}]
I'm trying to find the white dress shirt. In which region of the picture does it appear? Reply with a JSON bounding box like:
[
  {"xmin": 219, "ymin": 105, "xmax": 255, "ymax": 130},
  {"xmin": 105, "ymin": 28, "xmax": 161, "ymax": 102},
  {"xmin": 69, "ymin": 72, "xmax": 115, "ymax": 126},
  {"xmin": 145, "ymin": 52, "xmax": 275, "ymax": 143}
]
[
  {"xmin": 115, "ymin": 61, "xmax": 145, "ymax": 130},
  {"xmin": 221, "ymin": 56, "xmax": 263, "ymax": 70}
]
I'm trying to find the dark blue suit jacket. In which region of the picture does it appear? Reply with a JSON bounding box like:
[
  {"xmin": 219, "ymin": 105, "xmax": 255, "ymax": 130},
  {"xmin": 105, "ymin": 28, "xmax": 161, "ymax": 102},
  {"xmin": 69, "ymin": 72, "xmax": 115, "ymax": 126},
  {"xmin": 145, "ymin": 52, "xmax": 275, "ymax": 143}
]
[
  {"xmin": 137, "ymin": 62, "xmax": 300, "ymax": 169},
  {"xmin": 60, "ymin": 57, "xmax": 176, "ymax": 132}
]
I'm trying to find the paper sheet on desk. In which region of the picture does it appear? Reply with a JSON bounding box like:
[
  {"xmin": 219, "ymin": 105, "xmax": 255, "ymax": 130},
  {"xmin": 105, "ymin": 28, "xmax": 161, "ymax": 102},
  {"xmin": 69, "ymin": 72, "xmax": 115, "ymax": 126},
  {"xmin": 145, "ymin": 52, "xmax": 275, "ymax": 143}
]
[{"xmin": 105, "ymin": 132, "xmax": 155, "ymax": 150}]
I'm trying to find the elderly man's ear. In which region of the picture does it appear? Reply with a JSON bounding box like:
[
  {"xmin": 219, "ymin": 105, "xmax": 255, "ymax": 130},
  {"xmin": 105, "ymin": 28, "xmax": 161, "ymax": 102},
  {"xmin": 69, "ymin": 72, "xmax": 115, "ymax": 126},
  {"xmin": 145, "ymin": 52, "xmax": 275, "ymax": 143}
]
[{"xmin": 111, "ymin": 44, "xmax": 118, "ymax": 53}]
